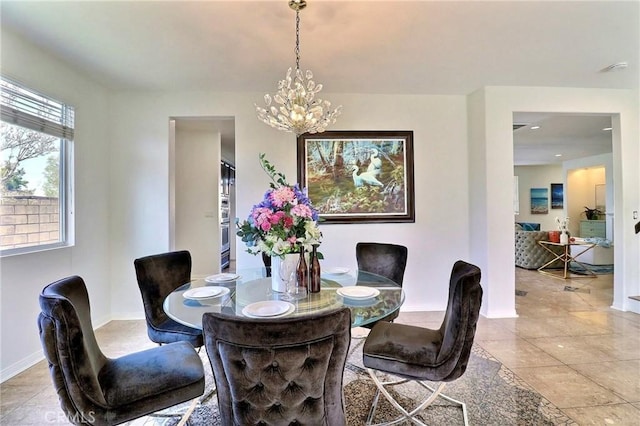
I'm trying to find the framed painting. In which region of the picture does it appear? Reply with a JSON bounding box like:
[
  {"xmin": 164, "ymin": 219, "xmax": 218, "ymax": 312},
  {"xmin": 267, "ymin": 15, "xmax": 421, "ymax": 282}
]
[
  {"xmin": 297, "ymin": 130, "xmax": 415, "ymax": 224},
  {"xmin": 530, "ymin": 187, "xmax": 549, "ymax": 214},
  {"xmin": 550, "ymin": 183, "xmax": 563, "ymax": 209}
]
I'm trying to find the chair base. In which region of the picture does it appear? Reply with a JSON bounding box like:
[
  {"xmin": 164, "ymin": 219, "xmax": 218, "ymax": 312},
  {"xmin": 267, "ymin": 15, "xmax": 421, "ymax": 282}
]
[
  {"xmin": 365, "ymin": 369, "xmax": 468, "ymax": 426},
  {"xmin": 346, "ymin": 328, "xmax": 369, "ymax": 373}
]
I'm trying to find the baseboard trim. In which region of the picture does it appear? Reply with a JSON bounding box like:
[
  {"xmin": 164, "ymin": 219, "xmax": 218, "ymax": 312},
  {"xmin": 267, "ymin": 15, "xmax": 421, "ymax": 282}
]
[
  {"xmin": 1, "ymin": 349, "xmax": 44, "ymax": 383},
  {"xmin": 1, "ymin": 313, "xmax": 121, "ymax": 383}
]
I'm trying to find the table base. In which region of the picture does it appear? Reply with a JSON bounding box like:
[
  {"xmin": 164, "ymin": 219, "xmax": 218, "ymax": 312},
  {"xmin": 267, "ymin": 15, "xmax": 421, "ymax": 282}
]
[{"xmin": 537, "ymin": 242, "xmax": 597, "ymax": 280}]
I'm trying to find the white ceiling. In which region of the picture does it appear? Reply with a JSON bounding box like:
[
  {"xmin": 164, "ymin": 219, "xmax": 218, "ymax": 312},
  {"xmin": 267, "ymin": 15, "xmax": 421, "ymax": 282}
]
[
  {"xmin": 513, "ymin": 113, "xmax": 612, "ymax": 166},
  {"xmin": 1, "ymin": 0, "xmax": 636, "ymax": 164}
]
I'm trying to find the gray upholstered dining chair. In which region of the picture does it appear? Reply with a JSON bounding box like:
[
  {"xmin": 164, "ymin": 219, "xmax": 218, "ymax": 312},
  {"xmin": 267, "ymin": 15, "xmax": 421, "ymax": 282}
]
[
  {"xmin": 362, "ymin": 260, "xmax": 483, "ymax": 426},
  {"xmin": 38, "ymin": 275, "xmax": 205, "ymax": 426},
  {"xmin": 356, "ymin": 242, "xmax": 408, "ymax": 327},
  {"xmin": 202, "ymin": 307, "xmax": 352, "ymax": 425},
  {"xmin": 134, "ymin": 250, "xmax": 203, "ymax": 348},
  {"xmin": 349, "ymin": 242, "xmax": 408, "ymax": 358}
]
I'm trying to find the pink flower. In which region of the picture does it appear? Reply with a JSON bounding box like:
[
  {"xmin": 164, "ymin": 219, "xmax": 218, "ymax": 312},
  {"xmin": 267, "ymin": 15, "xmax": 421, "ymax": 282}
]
[
  {"xmin": 291, "ymin": 204, "xmax": 313, "ymax": 218},
  {"xmin": 270, "ymin": 186, "xmax": 296, "ymax": 208},
  {"xmin": 270, "ymin": 211, "xmax": 285, "ymax": 224},
  {"xmin": 252, "ymin": 207, "xmax": 272, "ymax": 226},
  {"xmin": 260, "ymin": 221, "xmax": 271, "ymax": 232}
]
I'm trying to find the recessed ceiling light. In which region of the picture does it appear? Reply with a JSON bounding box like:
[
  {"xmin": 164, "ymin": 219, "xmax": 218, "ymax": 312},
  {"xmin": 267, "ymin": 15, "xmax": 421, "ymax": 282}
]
[
  {"xmin": 555, "ymin": 154, "xmax": 562, "ymax": 157},
  {"xmin": 602, "ymin": 127, "xmax": 613, "ymax": 131},
  {"xmin": 530, "ymin": 126, "xmax": 540, "ymax": 130}
]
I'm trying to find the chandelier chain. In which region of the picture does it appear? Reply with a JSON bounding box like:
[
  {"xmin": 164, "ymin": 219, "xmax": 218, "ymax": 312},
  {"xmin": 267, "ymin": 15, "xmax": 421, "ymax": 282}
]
[{"xmin": 295, "ymin": 10, "xmax": 301, "ymax": 70}]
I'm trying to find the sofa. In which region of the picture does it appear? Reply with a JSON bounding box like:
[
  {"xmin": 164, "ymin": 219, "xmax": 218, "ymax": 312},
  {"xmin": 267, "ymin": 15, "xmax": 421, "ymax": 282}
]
[{"xmin": 515, "ymin": 229, "xmax": 564, "ymax": 269}]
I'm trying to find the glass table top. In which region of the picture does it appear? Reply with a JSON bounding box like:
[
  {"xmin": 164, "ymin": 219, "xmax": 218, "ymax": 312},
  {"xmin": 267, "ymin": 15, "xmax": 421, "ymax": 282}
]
[{"xmin": 163, "ymin": 268, "xmax": 404, "ymax": 329}]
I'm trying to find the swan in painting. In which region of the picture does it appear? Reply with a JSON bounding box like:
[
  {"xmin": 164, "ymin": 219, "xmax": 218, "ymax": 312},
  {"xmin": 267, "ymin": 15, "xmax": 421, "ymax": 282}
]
[
  {"xmin": 367, "ymin": 148, "xmax": 383, "ymax": 177},
  {"xmin": 352, "ymin": 165, "xmax": 383, "ymax": 187}
]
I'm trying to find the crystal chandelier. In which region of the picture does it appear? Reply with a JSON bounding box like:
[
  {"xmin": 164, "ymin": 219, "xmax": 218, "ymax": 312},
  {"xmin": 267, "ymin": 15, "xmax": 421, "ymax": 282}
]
[{"xmin": 255, "ymin": 0, "xmax": 342, "ymax": 136}]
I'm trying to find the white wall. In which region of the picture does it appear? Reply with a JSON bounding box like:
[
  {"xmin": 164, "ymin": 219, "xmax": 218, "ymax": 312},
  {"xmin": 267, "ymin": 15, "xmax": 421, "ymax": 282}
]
[
  {"xmin": 107, "ymin": 91, "xmax": 470, "ymax": 317},
  {"xmin": 514, "ymin": 165, "xmax": 564, "ymax": 230},
  {"xmin": 564, "ymin": 154, "xmax": 614, "ymax": 240},
  {"xmin": 0, "ymin": 29, "xmax": 111, "ymax": 380},
  {"xmin": 174, "ymin": 123, "xmax": 221, "ymax": 277}
]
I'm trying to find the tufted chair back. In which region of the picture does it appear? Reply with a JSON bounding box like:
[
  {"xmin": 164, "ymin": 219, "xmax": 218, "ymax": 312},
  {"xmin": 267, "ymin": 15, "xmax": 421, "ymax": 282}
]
[
  {"xmin": 39, "ymin": 275, "xmax": 109, "ymax": 420},
  {"xmin": 436, "ymin": 260, "xmax": 483, "ymax": 381},
  {"xmin": 134, "ymin": 250, "xmax": 203, "ymax": 347},
  {"xmin": 356, "ymin": 242, "xmax": 408, "ymax": 286},
  {"xmin": 203, "ymin": 308, "xmax": 351, "ymax": 426},
  {"xmin": 356, "ymin": 242, "xmax": 407, "ymax": 328}
]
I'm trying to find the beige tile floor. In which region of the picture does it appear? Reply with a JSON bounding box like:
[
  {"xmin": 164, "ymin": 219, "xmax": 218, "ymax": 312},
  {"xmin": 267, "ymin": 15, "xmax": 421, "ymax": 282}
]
[{"xmin": 2, "ymin": 268, "xmax": 639, "ymax": 425}]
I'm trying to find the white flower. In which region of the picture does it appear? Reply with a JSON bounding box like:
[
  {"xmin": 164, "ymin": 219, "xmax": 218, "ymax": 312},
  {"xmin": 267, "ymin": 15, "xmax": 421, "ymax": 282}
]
[{"xmin": 555, "ymin": 216, "xmax": 569, "ymax": 231}]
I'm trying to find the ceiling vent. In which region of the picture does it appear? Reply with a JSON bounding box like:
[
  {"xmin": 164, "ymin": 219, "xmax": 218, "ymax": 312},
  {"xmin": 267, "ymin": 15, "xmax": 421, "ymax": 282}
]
[{"xmin": 602, "ymin": 62, "xmax": 628, "ymax": 72}]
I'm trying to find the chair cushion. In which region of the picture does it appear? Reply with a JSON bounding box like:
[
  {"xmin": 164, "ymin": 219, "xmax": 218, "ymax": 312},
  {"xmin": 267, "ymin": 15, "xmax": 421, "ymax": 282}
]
[
  {"xmin": 363, "ymin": 321, "xmax": 441, "ymax": 380},
  {"xmin": 100, "ymin": 341, "xmax": 204, "ymax": 407}
]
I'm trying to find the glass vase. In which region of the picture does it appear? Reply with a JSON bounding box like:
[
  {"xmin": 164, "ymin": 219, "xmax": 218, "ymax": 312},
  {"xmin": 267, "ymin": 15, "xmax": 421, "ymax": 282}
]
[{"xmin": 271, "ymin": 253, "xmax": 298, "ymax": 293}]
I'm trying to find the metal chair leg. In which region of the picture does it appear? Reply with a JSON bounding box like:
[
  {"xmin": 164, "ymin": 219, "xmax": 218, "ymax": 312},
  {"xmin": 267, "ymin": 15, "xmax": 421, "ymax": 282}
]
[
  {"xmin": 199, "ymin": 386, "xmax": 216, "ymax": 404},
  {"xmin": 365, "ymin": 368, "xmax": 468, "ymax": 426}
]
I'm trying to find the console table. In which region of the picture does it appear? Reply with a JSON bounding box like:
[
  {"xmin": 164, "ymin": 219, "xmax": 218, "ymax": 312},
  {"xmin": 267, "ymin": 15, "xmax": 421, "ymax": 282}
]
[{"xmin": 537, "ymin": 241, "xmax": 597, "ymax": 279}]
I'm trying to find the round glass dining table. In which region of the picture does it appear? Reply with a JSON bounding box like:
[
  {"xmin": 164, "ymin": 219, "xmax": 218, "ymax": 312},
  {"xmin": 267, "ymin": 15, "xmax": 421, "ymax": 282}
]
[{"xmin": 163, "ymin": 268, "xmax": 404, "ymax": 329}]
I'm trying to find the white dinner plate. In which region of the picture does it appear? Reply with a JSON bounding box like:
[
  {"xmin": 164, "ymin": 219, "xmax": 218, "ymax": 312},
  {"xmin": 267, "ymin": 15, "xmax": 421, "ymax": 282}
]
[
  {"xmin": 336, "ymin": 286, "xmax": 380, "ymax": 300},
  {"xmin": 324, "ymin": 266, "xmax": 349, "ymax": 275},
  {"xmin": 325, "ymin": 267, "xmax": 350, "ymax": 275},
  {"xmin": 341, "ymin": 297, "xmax": 379, "ymax": 307},
  {"xmin": 183, "ymin": 287, "xmax": 230, "ymax": 305},
  {"xmin": 242, "ymin": 301, "xmax": 294, "ymax": 318},
  {"xmin": 205, "ymin": 273, "xmax": 240, "ymax": 283},
  {"xmin": 183, "ymin": 287, "xmax": 224, "ymax": 300}
]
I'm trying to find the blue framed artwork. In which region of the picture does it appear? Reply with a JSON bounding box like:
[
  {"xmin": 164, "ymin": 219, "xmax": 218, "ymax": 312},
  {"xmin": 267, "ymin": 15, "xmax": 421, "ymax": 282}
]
[
  {"xmin": 530, "ymin": 188, "xmax": 548, "ymax": 214},
  {"xmin": 551, "ymin": 183, "xmax": 563, "ymax": 209}
]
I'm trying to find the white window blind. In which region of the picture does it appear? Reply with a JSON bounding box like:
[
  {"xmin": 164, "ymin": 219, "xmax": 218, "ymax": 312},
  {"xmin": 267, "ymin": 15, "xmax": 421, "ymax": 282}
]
[{"xmin": 1, "ymin": 76, "xmax": 74, "ymax": 140}]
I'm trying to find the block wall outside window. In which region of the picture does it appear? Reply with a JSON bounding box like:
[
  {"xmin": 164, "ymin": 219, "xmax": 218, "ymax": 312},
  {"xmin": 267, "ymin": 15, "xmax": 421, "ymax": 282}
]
[{"xmin": 0, "ymin": 196, "xmax": 59, "ymax": 249}]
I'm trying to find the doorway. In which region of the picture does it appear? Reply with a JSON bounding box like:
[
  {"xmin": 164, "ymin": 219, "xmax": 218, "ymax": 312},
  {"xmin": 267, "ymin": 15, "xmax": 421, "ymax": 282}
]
[
  {"xmin": 169, "ymin": 116, "xmax": 236, "ymax": 277},
  {"xmin": 512, "ymin": 113, "xmax": 614, "ymax": 303}
]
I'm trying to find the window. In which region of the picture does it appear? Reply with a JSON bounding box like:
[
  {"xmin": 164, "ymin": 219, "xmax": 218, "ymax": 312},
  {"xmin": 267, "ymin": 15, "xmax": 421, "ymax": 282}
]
[{"xmin": 1, "ymin": 76, "xmax": 74, "ymax": 255}]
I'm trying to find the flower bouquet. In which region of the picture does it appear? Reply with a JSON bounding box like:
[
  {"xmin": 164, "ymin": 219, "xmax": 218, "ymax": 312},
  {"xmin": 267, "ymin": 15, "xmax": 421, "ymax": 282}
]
[
  {"xmin": 555, "ymin": 216, "xmax": 570, "ymax": 244},
  {"xmin": 236, "ymin": 153, "xmax": 322, "ymax": 258}
]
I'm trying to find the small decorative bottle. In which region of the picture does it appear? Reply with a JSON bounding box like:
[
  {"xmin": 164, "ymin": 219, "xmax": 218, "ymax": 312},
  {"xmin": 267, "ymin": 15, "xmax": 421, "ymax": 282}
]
[
  {"xmin": 309, "ymin": 244, "xmax": 321, "ymax": 293},
  {"xmin": 296, "ymin": 246, "xmax": 308, "ymax": 291},
  {"xmin": 262, "ymin": 252, "xmax": 272, "ymax": 277}
]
